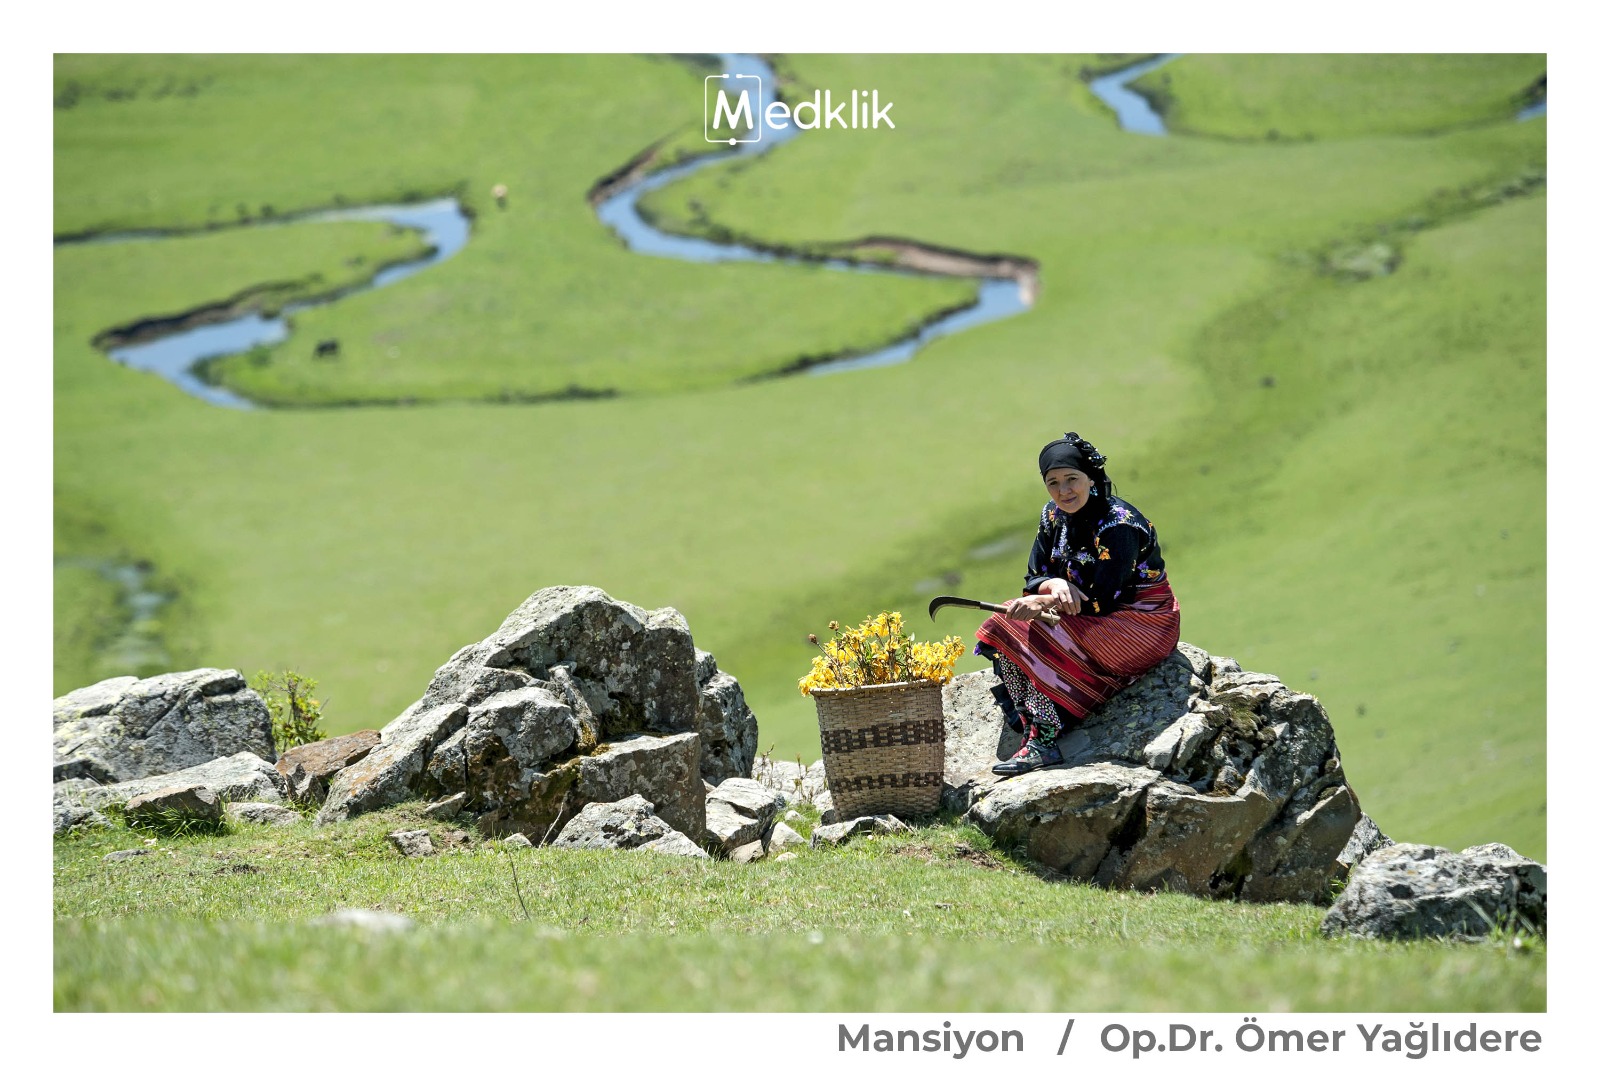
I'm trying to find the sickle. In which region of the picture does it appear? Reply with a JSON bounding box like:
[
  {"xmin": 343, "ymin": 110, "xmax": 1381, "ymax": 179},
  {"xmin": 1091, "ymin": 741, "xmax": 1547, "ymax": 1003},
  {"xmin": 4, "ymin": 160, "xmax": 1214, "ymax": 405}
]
[{"xmin": 928, "ymin": 596, "xmax": 1060, "ymax": 626}]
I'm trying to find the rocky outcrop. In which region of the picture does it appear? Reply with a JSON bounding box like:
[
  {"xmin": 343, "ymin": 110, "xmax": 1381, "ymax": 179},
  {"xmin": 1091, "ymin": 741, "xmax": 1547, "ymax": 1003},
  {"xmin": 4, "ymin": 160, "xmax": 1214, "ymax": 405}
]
[
  {"xmin": 53, "ymin": 669, "xmax": 275, "ymax": 784},
  {"xmin": 955, "ymin": 643, "xmax": 1362, "ymax": 903},
  {"xmin": 276, "ymin": 730, "xmax": 381, "ymax": 805},
  {"xmin": 315, "ymin": 587, "xmax": 750, "ymax": 846},
  {"xmin": 1322, "ymin": 842, "xmax": 1547, "ymax": 941}
]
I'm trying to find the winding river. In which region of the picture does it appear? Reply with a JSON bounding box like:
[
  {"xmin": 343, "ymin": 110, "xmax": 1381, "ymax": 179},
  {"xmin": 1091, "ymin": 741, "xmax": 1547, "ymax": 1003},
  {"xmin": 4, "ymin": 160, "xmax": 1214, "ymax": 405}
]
[
  {"xmin": 69, "ymin": 53, "xmax": 1542, "ymax": 407},
  {"xmin": 75, "ymin": 53, "xmax": 1177, "ymax": 406}
]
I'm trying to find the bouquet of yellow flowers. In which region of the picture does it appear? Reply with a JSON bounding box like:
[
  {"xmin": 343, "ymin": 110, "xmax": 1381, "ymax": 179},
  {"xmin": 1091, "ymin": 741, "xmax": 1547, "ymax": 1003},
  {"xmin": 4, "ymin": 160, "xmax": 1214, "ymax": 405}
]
[{"xmin": 798, "ymin": 611, "xmax": 966, "ymax": 695}]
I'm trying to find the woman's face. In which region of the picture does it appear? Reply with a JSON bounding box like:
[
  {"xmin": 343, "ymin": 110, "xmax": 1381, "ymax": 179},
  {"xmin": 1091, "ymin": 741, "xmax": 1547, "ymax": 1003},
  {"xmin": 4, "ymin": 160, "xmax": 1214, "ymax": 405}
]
[{"xmin": 1044, "ymin": 467, "xmax": 1094, "ymax": 514}]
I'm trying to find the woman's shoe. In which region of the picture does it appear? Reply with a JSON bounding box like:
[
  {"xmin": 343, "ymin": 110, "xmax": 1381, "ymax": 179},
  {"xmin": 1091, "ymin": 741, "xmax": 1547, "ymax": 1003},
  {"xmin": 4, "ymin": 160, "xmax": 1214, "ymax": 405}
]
[{"xmin": 991, "ymin": 738, "xmax": 1064, "ymax": 777}]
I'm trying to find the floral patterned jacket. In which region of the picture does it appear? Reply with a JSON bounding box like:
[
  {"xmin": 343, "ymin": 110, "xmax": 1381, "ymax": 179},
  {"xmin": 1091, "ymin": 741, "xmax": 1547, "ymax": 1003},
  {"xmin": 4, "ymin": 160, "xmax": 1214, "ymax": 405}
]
[{"xmin": 1022, "ymin": 495, "xmax": 1168, "ymax": 615}]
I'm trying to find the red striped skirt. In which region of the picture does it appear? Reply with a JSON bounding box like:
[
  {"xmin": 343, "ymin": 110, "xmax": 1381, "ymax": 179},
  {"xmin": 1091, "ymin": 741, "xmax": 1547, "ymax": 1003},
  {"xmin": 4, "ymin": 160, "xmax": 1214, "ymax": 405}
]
[{"xmin": 974, "ymin": 579, "xmax": 1180, "ymax": 720}]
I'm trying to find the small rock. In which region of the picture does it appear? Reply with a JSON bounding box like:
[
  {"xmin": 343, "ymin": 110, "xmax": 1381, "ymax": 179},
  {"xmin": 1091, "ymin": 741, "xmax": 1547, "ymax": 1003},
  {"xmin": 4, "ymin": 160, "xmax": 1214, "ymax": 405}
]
[
  {"xmin": 104, "ymin": 848, "xmax": 152, "ymax": 862},
  {"xmin": 78, "ymin": 752, "xmax": 290, "ymax": 811},
  {"xmin": 1335, "ymin": 812, "xmax": 1396, "ymax": 874},
  {"xmin": 639, "ymin": 830, "xmax": 711, "ymax": 858},
  {"xmin": 704, "ymin": 801, "xmax": 762, "ymax": 854},
  {"xmin": 125, "ymin": 784, "xmax": 224, "ymax": 828},
  {"xmin": 387, "ymin": 829, "xmax": 435, "ymax": 857},
  {"xmin": 438, "ymin": 828, "xmax": 470, "ymax": 847},
  {"xmin": 276, "ymin": 729, "xmax": 382, "ymax": 806},
  {"xmin": 765, "ymin": 822, "xmax": 806, "ymax": 855},
  {"xmin": 810, "ymin": 814, "xmax": 909, "ymax": 848},
  {"xmin": 424, "ymin": 792, "xmax": 468, "ymax": 820},
  {"xmin": 729, "ymin": 840, "xmax": 765, "ymax": 863},
  {"xmin": 502, "ymin": 833, "xmax": 533, "ymax": 848},
  {"xmin": 775, "ymin": 851, "xmax": 798, "ymax": 862},
  {"xmin": 226, "ymin": 802, "xmax": 301, "ymax": 826},
  {"xmin": 314, "ymin": 908, "xmax": 414, "ymax": 933},
  {"xmin": 707, "ymin": 777, "xmax": 783, "ymax": 823},
  {"xmin": 551, "ymin": 795, "xmax": 676, "ymax": 851}
]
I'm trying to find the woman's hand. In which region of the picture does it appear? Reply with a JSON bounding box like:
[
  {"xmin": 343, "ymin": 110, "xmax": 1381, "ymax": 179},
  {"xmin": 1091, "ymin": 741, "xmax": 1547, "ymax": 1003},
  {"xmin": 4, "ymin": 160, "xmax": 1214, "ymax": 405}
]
[
  {"xmin": 1003, "ymin": 594, "xmax": 1060, "ymax": 621},
  {"xmin": 1037, "ymin": 578, "xmax": 1086, "ymax": 616}
]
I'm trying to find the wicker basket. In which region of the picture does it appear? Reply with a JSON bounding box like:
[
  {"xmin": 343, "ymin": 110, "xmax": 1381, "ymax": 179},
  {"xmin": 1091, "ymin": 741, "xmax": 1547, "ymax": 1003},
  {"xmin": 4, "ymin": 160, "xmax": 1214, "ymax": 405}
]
[{"xmin": 811, "ymin": 677, "xmax": 946, "ymax": 820}]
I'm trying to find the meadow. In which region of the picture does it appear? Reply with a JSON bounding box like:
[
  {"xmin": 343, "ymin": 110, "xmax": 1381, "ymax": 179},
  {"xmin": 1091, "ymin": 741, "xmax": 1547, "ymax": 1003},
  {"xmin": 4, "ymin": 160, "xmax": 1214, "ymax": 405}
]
[
  {"xmin": 53, "ymin": 53, "xmax": 1546, "ymax": 1010},
  {"xmin": 52, "ymin": 806, "xmax": 1545, "ymax": 1012}
]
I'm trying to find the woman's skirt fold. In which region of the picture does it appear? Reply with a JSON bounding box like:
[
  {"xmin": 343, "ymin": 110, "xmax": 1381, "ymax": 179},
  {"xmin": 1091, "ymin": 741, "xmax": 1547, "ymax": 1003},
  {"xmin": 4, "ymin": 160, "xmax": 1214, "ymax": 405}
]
[{"xmin": 974, "ymin": 579, "xmax": 1180, "ymax": 720}]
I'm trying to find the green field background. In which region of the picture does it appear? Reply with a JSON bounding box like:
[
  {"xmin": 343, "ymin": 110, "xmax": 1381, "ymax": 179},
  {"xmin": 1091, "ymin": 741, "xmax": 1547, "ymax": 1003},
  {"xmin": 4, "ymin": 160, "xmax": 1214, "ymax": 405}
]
[{"xmin": 54, "ymin": 53, "xmax": 1546, "ymax": 862}]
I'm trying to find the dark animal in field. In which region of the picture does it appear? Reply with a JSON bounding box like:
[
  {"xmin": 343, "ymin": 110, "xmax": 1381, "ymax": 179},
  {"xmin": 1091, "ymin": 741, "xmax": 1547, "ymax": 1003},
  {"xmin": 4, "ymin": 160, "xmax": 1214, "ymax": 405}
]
[{"xmin": 314, "ymin": 339, "xmax": 340, "ymax": 358}]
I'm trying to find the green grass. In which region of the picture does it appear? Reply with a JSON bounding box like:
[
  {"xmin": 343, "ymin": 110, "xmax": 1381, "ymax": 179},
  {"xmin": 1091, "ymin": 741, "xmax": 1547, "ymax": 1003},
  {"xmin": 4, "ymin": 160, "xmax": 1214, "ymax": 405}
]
[
  {"xmin": 53, "ymin": 808, "xmax": 1544, "ymax": 1011},
  {"xmin": 54, "ymin": 52, "xmax": 1545, "ymax": 872},
  {"xmin": 1130, "ymin": 54, "xmax": 1546, "ymax": 140}
]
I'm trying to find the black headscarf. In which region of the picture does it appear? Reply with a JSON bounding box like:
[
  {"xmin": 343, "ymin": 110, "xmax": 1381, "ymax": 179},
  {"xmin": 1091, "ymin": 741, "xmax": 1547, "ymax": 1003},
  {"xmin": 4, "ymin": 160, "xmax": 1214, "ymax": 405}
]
[
  {"xmin": 1037, "ymin": 433, "xmax": 1115, "ymax": 513},
  {"xmin": 1038, "ymin": 438, "xmax": 1094, "ymax": 478}
]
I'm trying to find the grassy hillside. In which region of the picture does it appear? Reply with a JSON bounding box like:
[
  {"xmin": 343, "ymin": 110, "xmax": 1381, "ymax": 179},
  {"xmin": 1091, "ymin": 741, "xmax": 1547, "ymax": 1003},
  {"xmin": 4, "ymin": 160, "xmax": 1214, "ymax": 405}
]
[
  {"xmin": 1128, "ymin": 54, "xmax": 1546, "ymax": 140},
  {"xmin": 54, "ymin": 53, "xmax": 1545, "ymax": 864}
]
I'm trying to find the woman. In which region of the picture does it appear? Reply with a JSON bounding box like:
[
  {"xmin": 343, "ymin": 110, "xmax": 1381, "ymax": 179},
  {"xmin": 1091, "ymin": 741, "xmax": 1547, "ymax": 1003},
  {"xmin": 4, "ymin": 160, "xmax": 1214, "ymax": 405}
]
[{"xmin": 975, "ymin": 432, "xmax": 1180, "ymax": 776}]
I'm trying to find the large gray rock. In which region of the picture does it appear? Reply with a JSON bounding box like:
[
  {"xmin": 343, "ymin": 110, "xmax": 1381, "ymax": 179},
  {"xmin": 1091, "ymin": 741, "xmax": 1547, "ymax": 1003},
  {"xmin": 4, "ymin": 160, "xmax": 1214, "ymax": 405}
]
[
  {"xmin": 952, "ymin": 642, "xmax": 1361, "ymax": 903},
  {"xmin": 709, "ymin": 777, "xmax": 783, "ymax": 822},
  {"xmin": 550, "ymin": 794, "xmax": 676, "ymax": 850},
  {"xmin": 968, "ymin": 765, "xmax": 1163, "ymax": 880},
  {"xmin": 77, "ymin": 752, "xmax": 289, "ymax": 812},
  {"xmin": 314, "ymin": 588, "xmax": 743, "ymax": 843},
  {"xmin": 695, "ymin": 649, "xmax": 758, "ymax": 784},
  {"xmin": 1322, "ymin": 842, "xmax": 1547, "ymax": 941},
  {"xmin": 439, "ymin": 585, "xmax": 701, "ymax": 734},
  {"xmin": 53, "ymin": 669, "xmax": 275, "ymax": 784}
]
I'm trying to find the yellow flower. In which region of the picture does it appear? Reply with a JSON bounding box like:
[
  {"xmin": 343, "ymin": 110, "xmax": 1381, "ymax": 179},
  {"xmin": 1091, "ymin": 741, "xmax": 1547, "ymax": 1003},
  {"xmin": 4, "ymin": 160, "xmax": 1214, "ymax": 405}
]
[{"xmin": 798, "ymin": 611, "xmax": 966, "ymax": 690}]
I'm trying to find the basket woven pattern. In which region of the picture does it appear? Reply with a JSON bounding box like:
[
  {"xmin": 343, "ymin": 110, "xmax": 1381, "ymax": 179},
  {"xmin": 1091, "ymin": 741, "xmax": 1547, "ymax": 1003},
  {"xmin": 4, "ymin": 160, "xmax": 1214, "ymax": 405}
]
[{"xmin": 812, "ymin": 678, "xmax": 946, "ymax": 820}]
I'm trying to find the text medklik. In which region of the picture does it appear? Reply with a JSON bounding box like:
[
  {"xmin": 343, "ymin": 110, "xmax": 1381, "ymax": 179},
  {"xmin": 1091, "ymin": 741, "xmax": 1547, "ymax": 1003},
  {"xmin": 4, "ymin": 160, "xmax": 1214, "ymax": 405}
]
[{"xmin": 709, "ymin": 88, "xmax": 895, "ymax": 137}]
